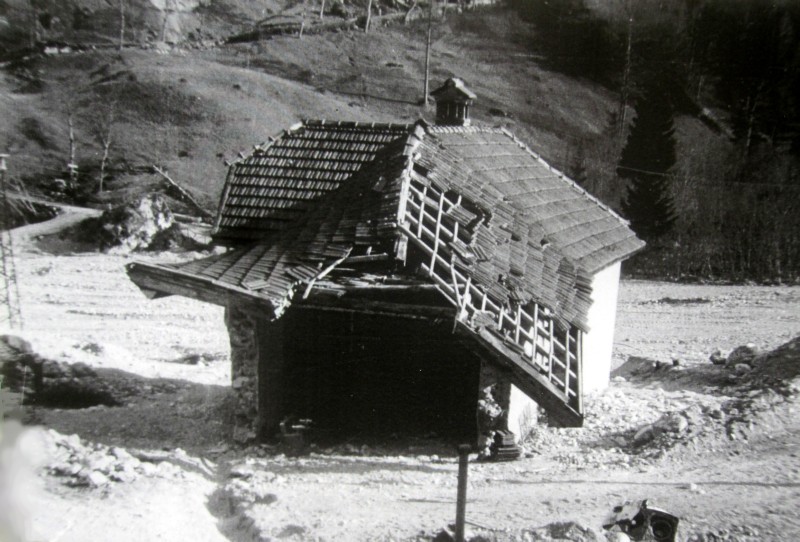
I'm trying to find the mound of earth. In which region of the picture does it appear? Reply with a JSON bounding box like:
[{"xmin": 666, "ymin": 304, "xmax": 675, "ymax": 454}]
[{"xmin": 70, "ymin": 194, "xmax": 207, "ymax": 253}]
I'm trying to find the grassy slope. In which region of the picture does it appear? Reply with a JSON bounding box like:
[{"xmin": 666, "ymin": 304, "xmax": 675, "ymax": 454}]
[{"xmin": 0, "ymin": 7, "xmax": 649, "ymax": 214}]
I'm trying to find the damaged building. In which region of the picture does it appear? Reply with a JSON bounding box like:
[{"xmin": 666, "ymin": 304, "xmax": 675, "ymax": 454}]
[{"xmin": 127, "ymin": 79, "xmax": 644, "ymax": 450}]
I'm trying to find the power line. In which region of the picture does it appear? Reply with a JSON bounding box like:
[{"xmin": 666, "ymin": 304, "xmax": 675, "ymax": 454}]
[{"xmin": 615, "ymin": 164, "xmax": 800, "ymax": 189}]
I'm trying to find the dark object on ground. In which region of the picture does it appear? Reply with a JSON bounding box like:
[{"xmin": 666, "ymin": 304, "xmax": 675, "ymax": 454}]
[
  {"xmin": 489, "ymin": 430, "xmax": 521, "ymax": 461},
  {"xmin": 604, "ymin": 500, "xmax": 680, "ymax": 542},
  {"xmin": 279, "ymin": 416, "xmax": 312, "ymax": 455}
]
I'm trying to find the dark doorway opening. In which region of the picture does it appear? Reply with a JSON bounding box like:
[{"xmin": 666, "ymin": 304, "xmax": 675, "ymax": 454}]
[{"xmin": 280, "ymin": 308, "xmax": 480, "ymax": 443}]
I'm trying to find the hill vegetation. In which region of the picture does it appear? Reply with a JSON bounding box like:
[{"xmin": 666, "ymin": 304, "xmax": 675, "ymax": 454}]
[{"xmin": 0, "ymin": 0, "xmax": 798, "ymax": 282}]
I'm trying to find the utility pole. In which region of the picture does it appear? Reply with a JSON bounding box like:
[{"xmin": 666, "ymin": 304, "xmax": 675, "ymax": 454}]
[
  {"xmin": 423, "ymin": 0, "xmax": 434, "ymax": 106},
  {"xmin": 0, "ymin": 154, "xmax": 23, "ymax": 330}
]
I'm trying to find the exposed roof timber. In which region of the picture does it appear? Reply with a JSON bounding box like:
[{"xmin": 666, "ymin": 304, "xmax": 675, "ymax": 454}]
[
  {"xmin": 454, "ymin": 322, "xmax": 583, "ymax": 427},
  {"xmin": 298, "ymin": 289, "xmax": 454, "ymax": 320}
]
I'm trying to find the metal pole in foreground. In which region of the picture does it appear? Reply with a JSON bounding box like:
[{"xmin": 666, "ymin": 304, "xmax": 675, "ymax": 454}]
[{"xmin": 455, "ymin": 444, "xmax": 471, "ymax": 542}]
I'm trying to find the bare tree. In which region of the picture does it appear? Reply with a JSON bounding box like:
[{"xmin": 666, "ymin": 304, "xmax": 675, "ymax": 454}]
[
  {"xmin": 94, "ymin": 102, "xmax": 116, "ymax": 193},
  {"xmin": 365, "ymin": 0, "xmax": 373, "ymax": 33},
  {"xmin": 299, "ymin": 0, "xmax": 308, "ymax": 38},
  {"xmin": 160, "ymin": 0, "xmax": 175, "ymax": 42},
  {"xmin": 404, "ymin": 0, "xmax": 418, "ymax": 24},
  {"xmin": 319, "ymin": 0, "xmax": 326, "ymax": 20},
  {"xmin": 617, "ymin": 14, "xmax": 633, "ymax": 137},
  {"xmin": 66, "ymin": 103, "xmax": 78, "ymax": 187},
  {"xmin": 28, "ymin": 0, "xmax": 38, "ymax": 48},
  {"xmin": 119, "ymin": 0, "xmax": 127, "ymax": 51}
]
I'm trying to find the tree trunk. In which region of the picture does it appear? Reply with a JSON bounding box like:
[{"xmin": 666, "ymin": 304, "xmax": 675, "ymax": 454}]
[
  {"xmin": 67, "ymin": 108, "xmax": 77, "ymax": 186},
  {"xmin": 618, "ymin": 15, "xmax": 633, "ymax": 137},
  {"xmin": 119, "ymin": 0, "xmax": 126, "ymax": 51},
  {"xmin": 99, "ymin": 138, "xmax": 111, "ymax": 192},
  {"xmin": 365, "ymin": 0, "xmax": 373, "ymax": 33},
  {"xmin": 29, "ymin": 0, "xmax": 37, "ymax": 48},
  {"xmin": 319, "ymin": 0, "xmax": 326, "ymax": 20},
  {"xmin": 404, "ymin": 0, "xmax": 418, "ymax": 24},
  {"xmin": 160, "ymin": 0, "xmax": 172, "ymax": 42},
  {"xmin": 299, "ymin": 0, "xmax": 307, "ymax": 38}
]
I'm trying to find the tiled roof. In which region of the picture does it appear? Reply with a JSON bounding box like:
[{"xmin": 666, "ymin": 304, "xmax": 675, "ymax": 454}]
[
  {"xmin": 421, "ymin": 126, "xmax": 644, "ymax": 274},
  {"xmin": 145, "ymin": 121, "xmax": 642, "ymax": 329},
  {"xmin": 213, "ymin": 120, "xmax": 414, "ymax": 243}
]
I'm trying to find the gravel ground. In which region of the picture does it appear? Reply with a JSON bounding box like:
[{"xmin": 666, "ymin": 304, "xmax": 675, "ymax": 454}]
[{"xmin": 2, "ymin": 234, "xmax": 800, "ymax": 542}]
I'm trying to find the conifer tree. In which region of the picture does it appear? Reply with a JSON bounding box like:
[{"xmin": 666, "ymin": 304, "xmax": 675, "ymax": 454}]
[{"xmin": 617, "ymin": 82, "xmax": 677, "ymax": 241}]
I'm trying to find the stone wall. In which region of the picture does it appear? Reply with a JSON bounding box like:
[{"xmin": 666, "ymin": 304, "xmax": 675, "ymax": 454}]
[
  {"xmin": 477, "ymin": 360, "xmax": 539, "ymax": 454},
  {"xmin": 476, "ymin": 360, "xmax": 508, "ymax": 456},
  {"xmin": 225, "ymin": 305, "xmax": 260, "ymax": 444}
]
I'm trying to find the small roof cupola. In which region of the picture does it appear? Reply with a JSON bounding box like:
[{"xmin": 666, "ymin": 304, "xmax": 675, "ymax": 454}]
[{"xmin": 431, "ymin": 78, "xmax": 477, "ymax": 127}]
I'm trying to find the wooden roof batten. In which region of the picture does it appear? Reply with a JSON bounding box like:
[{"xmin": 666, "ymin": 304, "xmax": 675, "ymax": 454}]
[{"xmin": 128, "ymin": 82, "xmax": 644, "ymax": 428}]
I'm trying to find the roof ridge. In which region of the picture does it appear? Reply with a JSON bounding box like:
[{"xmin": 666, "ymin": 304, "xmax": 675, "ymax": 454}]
[
  {"xmin": 301, "ymin": 119, "xmax": 415, "ymax": 131},
  {"xmin": 426, "ymin": 125, "xmax": 506, "ymax": 134},
  {"xmin": 499, "ymin": 127, "xmax": 632, "ymax": 228},
  {"xmin": 225, "ymin": 121, "xmax": 306, "ymax": 167},
  {"xmin": 391, "ymin": 120, "xmax": 428, "ymax": 261}
]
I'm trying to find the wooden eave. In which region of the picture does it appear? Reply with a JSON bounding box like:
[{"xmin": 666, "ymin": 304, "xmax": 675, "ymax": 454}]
[{"xmin": 126, "ymin": 262, "xmax": 276, "ymax": 313}]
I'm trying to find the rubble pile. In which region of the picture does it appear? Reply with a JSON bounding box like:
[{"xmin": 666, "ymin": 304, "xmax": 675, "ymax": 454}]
[
  {"xmin": 43, "ymin": 429, "xmax": 180, "ymax": 488},
  {"xmin": 741, "ymin": 336, "xmax": 800, "ymax": 386},
  {"xmin": 524, "ymin": 336, "xmax": 800, "ymax": 468},
  {"xmin": 524, "ymin": 384, "xmax": 729, "ymax": 469},
  {"xmin": 521, "ymin": 521, "xmax": 606, "ymax": 541},
  {"xmin": 628, "ymin": 336, "xmax": 800, "ymax": 457}
]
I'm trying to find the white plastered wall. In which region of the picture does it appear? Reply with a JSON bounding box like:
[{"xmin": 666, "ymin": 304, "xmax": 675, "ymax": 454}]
[
  {"xmin": 581, "ymin": 261, "xmax": 622, "ymax": 393},
  {"xmin": 502, "ymin": 261, "xmax": 622, "ymax": 442},
  {"xmin": 506, "ymin": 384, "xmax": 538, "ymax": 441}
]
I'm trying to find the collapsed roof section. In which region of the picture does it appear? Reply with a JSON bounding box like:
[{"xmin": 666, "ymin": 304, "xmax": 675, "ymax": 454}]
[{"xmin": 127, "ymin": 119, "xmax": 644, "ymax": 426}]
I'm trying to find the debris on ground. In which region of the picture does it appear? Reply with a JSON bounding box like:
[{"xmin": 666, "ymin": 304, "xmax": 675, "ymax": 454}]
[
  {"xmin": 42, "ymin": 429, "xmax": 182, "ymax": 488},
  {"xmin": 604, "ymin": 500, "xmax": 680, "ymax": 542},
  {"xmin": 725, "ymin": 344, "xmax": 761, "ymax": 367},
  {"xmin": 522, "ymin": 521, "xmax": 607, "ymax": 541}
]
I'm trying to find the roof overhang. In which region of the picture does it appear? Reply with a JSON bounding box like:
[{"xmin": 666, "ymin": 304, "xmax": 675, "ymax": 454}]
[{"xmin": 126, "ymin": 258, "xmax": 583, "ymax": 427}]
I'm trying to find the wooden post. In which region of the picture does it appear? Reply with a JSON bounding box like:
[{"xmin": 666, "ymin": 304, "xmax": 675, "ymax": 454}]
[
  {"xmin": 455, "ymin": 444, "xmax": 471, "ymax": 542},
  {"xmin": 430, "ymin": 190, "xmax": 445, "ymax": 273},
  {"xmin": 417, "ymin": 186, "xmax": 427, "ymax": 238}
]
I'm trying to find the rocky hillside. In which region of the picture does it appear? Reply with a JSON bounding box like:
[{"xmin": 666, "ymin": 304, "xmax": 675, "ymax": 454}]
[{"xmin": 0, "ymin": 0, "xmax": 287, "ymax": 50}]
